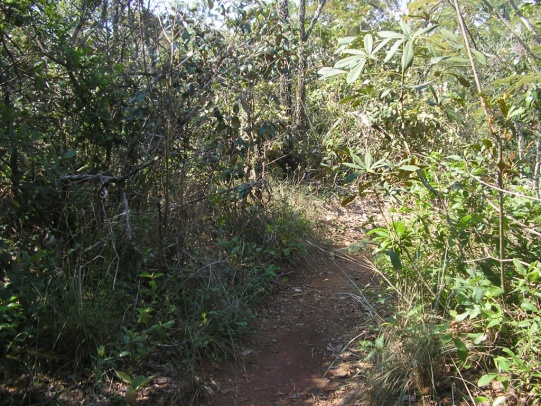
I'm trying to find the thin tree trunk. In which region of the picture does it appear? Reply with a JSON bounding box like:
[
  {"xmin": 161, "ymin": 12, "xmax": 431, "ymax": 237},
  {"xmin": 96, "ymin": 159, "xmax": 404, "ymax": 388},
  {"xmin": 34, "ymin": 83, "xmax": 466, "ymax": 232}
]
[
  {"xmin": 277, "ymin": 0, "xmax": 292, "ymax": 116},
  {"xmin": 293, "ymin": 0, "xmax": 327, "ymax": 134},
  {"xmin": 535, "ymin": 137, "xmax": 541, "ymax": 199},
  {"xmin": 454, "ymin": 0, "xmax": 506, "ymax": 291},
  {"xmin": 294, "ymin": 42, "xmax": 307, "ymax": 133},
  {"xmin": 509, "ymin": 0, "xmax": 541, "ymax": 45}
]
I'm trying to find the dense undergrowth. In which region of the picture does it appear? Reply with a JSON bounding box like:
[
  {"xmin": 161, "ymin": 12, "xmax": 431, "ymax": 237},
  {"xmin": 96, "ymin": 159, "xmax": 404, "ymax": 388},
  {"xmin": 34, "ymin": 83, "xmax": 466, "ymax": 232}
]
[
  {"xmin": 318, "ymin": 4, "xmax": 541, "ymax": 403},
  {"xmin": 1, "ymin": 176, "xmax": 327, "ymax": 404},
  {"xmin": 3, "ymin": 0, "xmax": 541, "ymax": 404},
  {"xmin": 0, "ymin": 0, "xmax": 331, "ymax": 402},
  {"xmin": 350, "ymin": 153, "xmax": 541, "ymax": 404}
]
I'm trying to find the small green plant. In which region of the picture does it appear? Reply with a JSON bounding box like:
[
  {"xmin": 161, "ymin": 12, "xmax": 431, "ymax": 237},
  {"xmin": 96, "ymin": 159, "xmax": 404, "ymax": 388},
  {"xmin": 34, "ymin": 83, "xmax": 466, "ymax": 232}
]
[{"xmin": 115, "ymin": 370, "xmax": 155, "ymax": 405}]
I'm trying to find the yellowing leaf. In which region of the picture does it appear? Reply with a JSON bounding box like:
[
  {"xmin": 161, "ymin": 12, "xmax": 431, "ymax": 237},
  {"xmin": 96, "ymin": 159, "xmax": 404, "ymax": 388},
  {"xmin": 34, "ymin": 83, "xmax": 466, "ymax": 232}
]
[{"xmin": 116, "ymin": 370, "xmax": 132, "ymax": 384}]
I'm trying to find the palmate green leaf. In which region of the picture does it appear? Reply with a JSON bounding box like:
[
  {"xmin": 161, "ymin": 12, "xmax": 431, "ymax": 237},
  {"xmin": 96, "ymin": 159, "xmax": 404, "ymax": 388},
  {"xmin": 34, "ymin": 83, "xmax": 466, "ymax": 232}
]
[
  {"xmin": 347, "ymin": 58, "xmax": 367, "ymax": 83},
  {"xmin": 373, "ymin": 37, "xmax": 391, "ymax": 55},
  {"xmin": 495, "ymin": 356, "xmax": 512, "ymax": 373},
  {"xmin": 399, "ymin": 20, "xmax": 412, "ymax": 37},
  {"xmin": 63, "ymin": 150, "xmax": 76, "ymax": 159},
  {"xmin": 364, "ymin": 34, "xmax": 373, "ymax": 54},
  {"xmin": 427, "ymin": 43, "xmax": 437, "ymax": 56},
  {"xmin": 472, "ymin": 49, "xmax": 487, "ymax": 65},
  {"xmin": 399, "ymin": 165, "xmax": 420, "ymax": 172},
  {"xmin": 384, "ymin": 39, "xmax": 404, "ymax": 63},
  {"xmin": 448, "ymin": 56, "xmax": 469, "ymax": 64},
  {"xmin": 386, "ymin": 249, "xmax": 402, "ymax": 271},
  {"xmin": 343, "ymin": 162, "xmax": 363, "ymax": 169},
  {"xmin": 348, "ymin": 148, "xmax": 365, "ymax": 167},
  {"xmin": 131, "ymin": 375, "xmax": 155, "ymax": 390},
  {"xmin": 116, "ymin": 370, "xmax": 132, "ymax": 384},
  {"xmin": 486, "ymin": 317, "xmax": 502, "ymax": 328},
  {"xmin": 440, "ymin": 28, "xmax": 460, "ymax": 43},
  {"xmin": 365, "ymin": 152, "xmax": 372, "ymax": 169},
  {"xmin": 318, "ymin": 67, "xmax": 346, "ymax": 78},
  {"xmin": 344, "ymin": 171, "xmax": 362, "ymax": 183},
  {"xmin": 454, "ymin": 338, "xmax": 469, "ymax": 361},
  {"xmin": 401, "ymin": 40, "xmax": 414, "ymax": 71},
  {"xmin": 521, "ymin": 301, "xmax": 539, "ymax": 313},
  {"xmin": 447, "ymin": 73, "xmax": 470, "ymax": 87},
  {"xmin": 445, "ymin": 109, "xmax": 462, "ymax": 122},
  {"xmin": 378, "ymin": 30, "xmax": 404, "ymax": 40},
  {"xmin": 338, "ymin": 36, "xmax": 357, "ymax": 45},
  {"xmin": 335, "ymin": 55, "xmax": 364, "ymax": 68},
  {"xmin": 485, "ymin": 285, "xmax": 505, "ymax": 298},
  {"xmin": 339, "ymin": 94, "xmax": 361, "ymax": 104},
  {"xmin": 513, "ymin": 258, "xmax": 527, "ymax": 275},
  {"xmin": 342, "ymin": 49, "xmax": 369, "ymax": 55},
  {"xmin": 412, "ymin": 24, "xmax": 437, "ymax": 38}
]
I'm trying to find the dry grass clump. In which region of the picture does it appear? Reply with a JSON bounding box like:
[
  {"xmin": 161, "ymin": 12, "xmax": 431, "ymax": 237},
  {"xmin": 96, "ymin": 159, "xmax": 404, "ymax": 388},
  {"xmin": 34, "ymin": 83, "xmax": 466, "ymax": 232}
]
[{"xmin": 365, "ymin": 312, "xmax": 449, "ymax": 404}]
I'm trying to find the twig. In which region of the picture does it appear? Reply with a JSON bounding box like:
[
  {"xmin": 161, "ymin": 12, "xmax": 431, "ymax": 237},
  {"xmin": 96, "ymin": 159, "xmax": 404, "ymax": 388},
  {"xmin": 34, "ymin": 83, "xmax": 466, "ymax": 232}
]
[
  {"xmin": 183, "ymin": 179, "xmax": 270, "ymax": 205},
  {"xmin": 509, "ymin": 0, "xmax": 541, "ymax": 45},
  {"xmin": 253, "ymin": 386, "xmax": 276, "ymax": 391},
  {"xmin": 463, "ymin": 256, "xmax": 532, "ymax": 267},
  {"xmin": 479, "ymin": 0, "xmax": 541, "ymax": 61},
  {"xmin": 466, "ymin": 171, "xmax": 541, "ymax": 202},
  {"xmin": 484, "ymin": 198, "xmax": 541, "ymax": 237},
  {"xmin": 60, "ymin": 157, "xmax": 158, "ymax": 184},
  {"xmin": 119, "ymin": 186, "xmax": 132, "ymax": 241},
  {"xmin": 454, "ymin": 0, "xmax": 506, "ymax": 290}
]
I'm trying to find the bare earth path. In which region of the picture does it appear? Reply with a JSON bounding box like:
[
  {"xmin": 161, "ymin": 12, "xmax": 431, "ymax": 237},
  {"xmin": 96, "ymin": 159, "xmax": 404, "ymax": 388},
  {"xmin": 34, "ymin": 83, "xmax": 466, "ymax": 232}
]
[{"xmin": 206, "ymin": 202, "xmax": 378, "ymax": 406}]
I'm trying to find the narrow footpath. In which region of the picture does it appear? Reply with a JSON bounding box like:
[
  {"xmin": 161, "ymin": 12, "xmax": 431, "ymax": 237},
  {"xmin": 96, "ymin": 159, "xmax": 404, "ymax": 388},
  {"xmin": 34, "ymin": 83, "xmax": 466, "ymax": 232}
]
[
  {"xmin": 210, "ymin": 258, "xmax": 373, "ymax": 405},
  {"xmin": 208, "ymin": 202, "xmax": 380, "ymax": 405}
]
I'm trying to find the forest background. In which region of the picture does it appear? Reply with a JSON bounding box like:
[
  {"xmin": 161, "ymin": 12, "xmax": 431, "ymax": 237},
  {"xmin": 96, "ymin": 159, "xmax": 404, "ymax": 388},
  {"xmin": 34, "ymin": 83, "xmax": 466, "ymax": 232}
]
[{"xmin": 1, "ymin": 0, "xmax": 541, "ymax": 404}]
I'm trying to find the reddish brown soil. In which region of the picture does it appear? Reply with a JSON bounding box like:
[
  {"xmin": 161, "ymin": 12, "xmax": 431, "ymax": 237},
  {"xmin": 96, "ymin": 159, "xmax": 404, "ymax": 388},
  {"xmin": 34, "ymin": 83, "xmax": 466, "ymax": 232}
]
[{"xmin": 206, "ymin": 251, "xmax": 375, "ymax": 406}]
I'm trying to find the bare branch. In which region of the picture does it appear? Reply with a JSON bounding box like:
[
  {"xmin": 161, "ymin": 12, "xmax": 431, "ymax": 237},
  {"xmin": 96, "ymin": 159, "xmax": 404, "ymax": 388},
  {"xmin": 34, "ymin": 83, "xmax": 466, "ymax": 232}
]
[
  {"xmin": 119, "ymin": 186, "xmax": 132, "ymax": 241},
  {"xmin": 60, "ymin": 157, "xmax": 158, "ymax": 185},
  {"xmin": 480, "ymin": 0, "xmax": 541, "ymax": 60},
  {"xmin": 305, "ymin": 0, "xmax": 328, "ymax": 41},
  {"xmin": 509, "ymin": 0, "xmax": 541, "ymax": 45}
]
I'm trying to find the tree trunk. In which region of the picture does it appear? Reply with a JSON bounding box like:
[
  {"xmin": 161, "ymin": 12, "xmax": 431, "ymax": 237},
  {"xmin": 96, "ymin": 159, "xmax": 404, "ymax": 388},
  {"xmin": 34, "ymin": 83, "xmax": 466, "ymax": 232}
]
[
  {"xmin": 277, "ymin": 0, "xmax": 292, "ymax": 116},
  {"xmin": 294, "ymin": 41, "xmax": 307, "ymax": 133},
  {"xmin": 535, "ymin": 136, "xmax": 541, "ymax": 199},
  {"xmin": 294, "ymin": 0, "xmax": 307, "ymax": 135},
  {"xmin": 293, "ymin": 0, "xmax": 326, "ymax": 151}
]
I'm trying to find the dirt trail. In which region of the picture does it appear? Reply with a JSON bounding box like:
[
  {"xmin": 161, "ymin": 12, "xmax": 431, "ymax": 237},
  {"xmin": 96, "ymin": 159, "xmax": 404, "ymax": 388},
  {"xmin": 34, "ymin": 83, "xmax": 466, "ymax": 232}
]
[{"xmin": 208, "ymin": 204, "xmax": 377, "ymax": 405}]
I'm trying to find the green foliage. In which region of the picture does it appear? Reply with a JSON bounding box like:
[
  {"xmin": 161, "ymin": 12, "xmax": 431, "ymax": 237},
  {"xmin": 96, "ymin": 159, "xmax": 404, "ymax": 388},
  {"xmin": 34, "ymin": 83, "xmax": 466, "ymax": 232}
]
[
  {"xmin": 319, "ymin": 3, "xmax": 541, "ymax": 399},
  {"xmin": 347, "ymin": 152, "xmax": 541, "ymax": 399},
  {"xmin": 0, "ymin": 0, "xmax": 329, "ymax": 401},
  {"xmin": 115, "ymin": 370, "xmax": 155, "ymax": 405}
]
